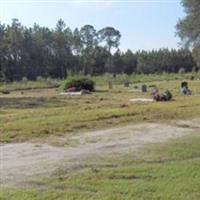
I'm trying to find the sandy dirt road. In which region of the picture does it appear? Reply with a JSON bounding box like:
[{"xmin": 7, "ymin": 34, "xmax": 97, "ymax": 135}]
[{"xmin": 1, "ymin": 119, "xmax": 200, "ymax": 186}]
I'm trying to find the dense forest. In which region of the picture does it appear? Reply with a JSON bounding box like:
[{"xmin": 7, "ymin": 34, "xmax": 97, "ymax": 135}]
[{"xmin": 0, "ymin": 18, "xmax": 198, "ymax": 81}]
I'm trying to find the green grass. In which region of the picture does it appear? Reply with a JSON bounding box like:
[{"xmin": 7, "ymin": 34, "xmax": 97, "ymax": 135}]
[
  {"xmin": 0, "ymin": 78, "xmax": 60, "ymax": 93},
  {"xmin": 0, "ymin": 80, "xmax": 200, "ymax": 142},
  {"xmin": 91, "ymin": 72, "xmax": 199, "ymax": 85},
  {"xmin": 1, "ymin": 72, "xmax": 199, "ymax": 93},
  {"xmin": 1, "ymin": 132, "xmax": 200, "ymax": 200},
  {"xmin": 1, "ymin": 74, "xmax": 200, "ymax": 199}
]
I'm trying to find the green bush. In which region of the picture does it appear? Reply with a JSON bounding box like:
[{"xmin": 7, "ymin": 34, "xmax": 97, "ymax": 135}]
[
  {"xmin": 1, "ymin": 90, "xmax": 10, "ymax": 94},
  {"xmin": 64, "ymin": 78, "xmax": 95, "ymax": 92},
  {"xmin": 164, "ymin": 90, "xmax": 173, "ymax": 101}
]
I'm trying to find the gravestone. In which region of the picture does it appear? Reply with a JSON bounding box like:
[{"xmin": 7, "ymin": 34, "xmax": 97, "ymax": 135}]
[
  {"xmin": 108, "ymin": 81, "xmax": 113, "ymax": 90},
  {"xmin": 180, "ymin": 81, "xmax": 191, "ymax": 95},
  {"xmin": 141, "ymin": 84, "xmax": 147, "ymax": 92},
  {"xmin": 181, "ymin": 81, "xmax": 188, "ymax": 89},
  {"xmin": 124, "ymin": 81, "xmax": 130, "ymax": 87},
  {"xmin": 190, "ymin": 76, "xmax": 194, "ymax": 80}
]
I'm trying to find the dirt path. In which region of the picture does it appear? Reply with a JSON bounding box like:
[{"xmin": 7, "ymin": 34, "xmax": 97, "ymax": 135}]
[{"xmin": 1, "ymin": 119, "xmax": 200, "ymax": 186}]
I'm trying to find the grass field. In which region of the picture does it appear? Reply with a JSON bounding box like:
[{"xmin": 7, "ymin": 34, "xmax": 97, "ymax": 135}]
[
  {"xmin": 0, "ymin": 73, "xmax": 200, "ymax": 199},
  {"xmin": 1, "ymin": 72, "xmax": 199, "ymax": 92},
  {"xmin": 1, "ymin": 132, "xmax": 200, "ymax": 200},
  {"xmin": 0, "ymin": 77, "xmax": 200, "ymax": 143}
]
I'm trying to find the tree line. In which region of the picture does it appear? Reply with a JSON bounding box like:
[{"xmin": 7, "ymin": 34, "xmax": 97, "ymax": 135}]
[{"xmin": 0, "ymin": 18, "xmax": 198, "ymax": 81}]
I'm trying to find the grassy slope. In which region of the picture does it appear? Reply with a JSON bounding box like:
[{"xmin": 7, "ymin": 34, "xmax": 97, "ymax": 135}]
[{"xmin": 1, "ymin": 132, "xmax": 200, "ymax": 200}]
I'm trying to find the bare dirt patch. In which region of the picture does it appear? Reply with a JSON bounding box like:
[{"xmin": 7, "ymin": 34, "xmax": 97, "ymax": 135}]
[{"xmin": 1, "ymin": 119, "xmax": 200, "ymax": 186}]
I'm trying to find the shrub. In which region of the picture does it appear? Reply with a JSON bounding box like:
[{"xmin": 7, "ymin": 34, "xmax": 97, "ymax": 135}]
[
  {"xmin": 164, "ymin": 90, "xmax": 173, "ymax": 101},
  {"xmin": 148, "ymin": 84, "xmax": 157, "ymax": 88},
  {"xmin": 1, "ymin": 90, "xmax": 10, "ymax": 94},
  {"xmin": 64, "ymin": 78, "xmax": 95, "ymax": 92}
]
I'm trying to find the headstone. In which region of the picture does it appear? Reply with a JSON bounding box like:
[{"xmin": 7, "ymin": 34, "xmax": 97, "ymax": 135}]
[
  {"xmin": 124, "ymin": 81, "xmax": 130, "ymax": 87},
  {"xmin": 108, "ymin": 81, "xmax": 113, "ymax": 90},
  {"xmin": 141, "ymin": 84, "xmax": 147, "ymax": 92},
  {"xmin": 181, "ymin": 81, "xmax": 188, "ymax": 89},
  {"xmin": 180, "ymin": 81, "xmax": 191, "ymax": 95}
]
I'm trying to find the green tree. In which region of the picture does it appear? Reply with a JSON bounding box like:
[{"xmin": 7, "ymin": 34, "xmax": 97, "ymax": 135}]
[
  {"xmin": 0, "ymin": 19, "xmax": 197, "ymax": 81},
  {"xmin": 0, "ymin": 22, "xmax": 7, "ymax": 81},
  {"xmin": 98, "ymin": 27, "xmax": 121, "ymax": 73},
  {"xmin": 122, "ymin": 49, "xmax": 137, "ymax": 74},
  {"xmin": 176, "ymin": 0, "xmax": 200, "ymax": 67},
  {"xmin": 112, "ymin": 50, "xmax": 123, "ymax": 74},
  {"xmin": 53, "ymin": 19, "xmax": 72, "ymax": 78},
  {"xmin": 72, "ymin": 28, "xmax": 82, "ymax": 56},
  {"xmin": 80, "ymin": 25, "xmax": 97, "ymax": 74}
]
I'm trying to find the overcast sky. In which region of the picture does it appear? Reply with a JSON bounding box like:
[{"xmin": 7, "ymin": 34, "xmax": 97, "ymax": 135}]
[{"xmin": 0, "ymin": 0, "xmax": 185, "ymax": 52}]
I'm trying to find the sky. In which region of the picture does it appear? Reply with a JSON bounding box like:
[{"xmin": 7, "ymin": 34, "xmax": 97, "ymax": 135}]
[{"xmin": 0, "ymin": 0, "xmax": 185, "ymax": 52}]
